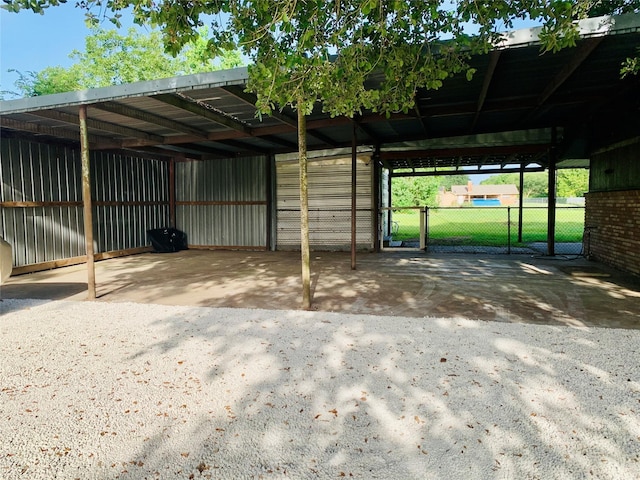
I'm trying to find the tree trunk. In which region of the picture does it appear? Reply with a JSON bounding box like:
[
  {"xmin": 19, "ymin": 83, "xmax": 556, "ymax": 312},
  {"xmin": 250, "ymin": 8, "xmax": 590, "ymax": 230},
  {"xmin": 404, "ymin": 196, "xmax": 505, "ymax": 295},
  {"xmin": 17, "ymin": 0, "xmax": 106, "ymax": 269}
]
[
  {"xmin": 79, "ymin": 105, "xmax": 96, "ymax": 300},
  {"xmin": 298, "ymin": 103, "xmax": 311, "ymax": 309}
]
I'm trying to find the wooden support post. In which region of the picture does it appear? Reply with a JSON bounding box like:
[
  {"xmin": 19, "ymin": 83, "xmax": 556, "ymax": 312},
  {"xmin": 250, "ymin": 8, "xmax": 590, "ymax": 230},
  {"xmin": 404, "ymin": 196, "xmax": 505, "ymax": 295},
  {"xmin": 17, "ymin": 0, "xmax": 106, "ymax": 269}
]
[
  {"xmin": 518, "ymin": 165, "xmax": 524, "ymax": 243},
  {"xmin": 351, "ymin": 122, "xmax": 357, "ymax": 270},
  {"xmin": 372, "ymin": 145, "xmax": 381, "ymax": 253},
  {"xmin": 266, "ymin": 154, "xmax": 274, "ymax": 251},
  {"xmin": 298, "ymin": 104, "xmax": 311, "ymax": 310},
  {"xmin": 79, "ymin": 105, "xmax": 96, "ymax": 300},
  {"xmin": 547, "ymin": 135, "xmax": 557, "ymax": 257}
]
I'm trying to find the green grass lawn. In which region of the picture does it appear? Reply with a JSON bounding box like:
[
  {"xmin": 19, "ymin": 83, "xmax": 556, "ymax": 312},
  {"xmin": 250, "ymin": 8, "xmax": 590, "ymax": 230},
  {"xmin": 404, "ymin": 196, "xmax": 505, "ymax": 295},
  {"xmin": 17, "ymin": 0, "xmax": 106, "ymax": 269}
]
[{"xmin": 390, "ymin": 206, "xmax": 585, "ymax": 245}]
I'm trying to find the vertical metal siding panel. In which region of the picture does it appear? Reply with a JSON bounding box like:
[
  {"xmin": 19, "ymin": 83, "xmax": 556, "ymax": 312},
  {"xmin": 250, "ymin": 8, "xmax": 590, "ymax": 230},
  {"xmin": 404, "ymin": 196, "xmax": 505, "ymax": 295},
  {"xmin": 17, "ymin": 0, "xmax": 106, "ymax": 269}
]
[
  {"xmin": 100, "ymin": 153, "xmax": 168, "ymax": 252},
  {"xmin": 69, "ymin": 148, "xmax": 84, "ymax": 258},
  {"xmin": 175, "ymin": 157, "xmax": 267, "ymax": 247},
  {"xmin": 276, "ymin": 156, "xmax": 372, "ymax": 250},
  {"xmin": 1, "ymin": 139, "xmax": 171, "ymax": 268}
]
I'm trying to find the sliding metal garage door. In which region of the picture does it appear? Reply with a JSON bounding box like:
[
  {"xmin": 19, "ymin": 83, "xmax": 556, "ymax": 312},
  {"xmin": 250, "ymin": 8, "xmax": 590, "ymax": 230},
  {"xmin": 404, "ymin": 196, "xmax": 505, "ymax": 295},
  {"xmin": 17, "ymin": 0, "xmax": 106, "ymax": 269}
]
[{"xmin": 276, "ymin": 154, "xmax": 373, "ymax": 250}]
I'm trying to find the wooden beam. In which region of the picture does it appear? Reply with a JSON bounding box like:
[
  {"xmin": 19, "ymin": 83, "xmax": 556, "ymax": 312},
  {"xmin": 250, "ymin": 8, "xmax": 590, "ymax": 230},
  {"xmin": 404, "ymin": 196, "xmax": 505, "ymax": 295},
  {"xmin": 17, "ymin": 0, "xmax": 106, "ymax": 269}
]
[
  {"xmin": 1, "ymin": 201, "xmax": 82, "ymax": 208},
  {"xmin": 10, "ymin": 247, "xmax": 153, "ymax": 276}
]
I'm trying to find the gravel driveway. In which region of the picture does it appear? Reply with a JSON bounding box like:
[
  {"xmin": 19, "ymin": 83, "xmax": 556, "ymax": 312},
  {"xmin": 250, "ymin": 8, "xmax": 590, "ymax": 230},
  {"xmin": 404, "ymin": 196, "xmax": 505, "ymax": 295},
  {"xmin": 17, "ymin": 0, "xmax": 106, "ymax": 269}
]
[{"xmin": 1, "ymin": 299, "xmax": 639, "ymax": 479}]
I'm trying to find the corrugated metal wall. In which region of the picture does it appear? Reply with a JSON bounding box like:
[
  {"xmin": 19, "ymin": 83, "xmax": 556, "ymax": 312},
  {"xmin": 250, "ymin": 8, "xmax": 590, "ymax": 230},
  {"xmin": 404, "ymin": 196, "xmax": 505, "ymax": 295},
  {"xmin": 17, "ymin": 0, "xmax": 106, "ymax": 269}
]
[
  {"xmin": 1, "ymin": 137, "xmax": 169, "ymax": 268},
  {"xmin": 1, "ymin": 138, "xmax": 85, "ymax": 267},
  {"xmin": 92, "ymin": 152, "xmax": 169, "ymax": 252},
  {"xmin": 276, "ymin": 156, "xmax": 373, "ymax": 250},
  {"xmin": 176, "ymin": 156, "xmax": 267, "ymax": 247}
]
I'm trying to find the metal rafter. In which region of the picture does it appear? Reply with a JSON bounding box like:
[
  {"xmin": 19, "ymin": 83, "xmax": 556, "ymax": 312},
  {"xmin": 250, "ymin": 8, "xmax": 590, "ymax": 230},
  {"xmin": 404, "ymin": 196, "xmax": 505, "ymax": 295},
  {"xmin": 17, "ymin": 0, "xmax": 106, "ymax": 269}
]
[
  {"xmin": 221, "ymin": 85, "xmax": 297, "ymax": 127},
  {"xmin": 28, "ymin": 109, "xmax": 165, "ymax": 143},
  {"xmin": 152, "ymin": 93, "xmax": 253, "ymax": 134},
  {"xmin": 0, "ymin": 116, "xmax": 119, "ymax": 148},
  {"xmin": 521, "ymin": 37, "xmax": 604, "ymax": 124},
  {"xmin": 93, "ymin": 101, "xmax": 210, "ymax": 139},
  {"xmin": 470, "ymin": 50, "xmax": 502, "ymax": 133},
  {"xmin": 222, "ymin": 85, "xmax": 340, "ymax": 147}
]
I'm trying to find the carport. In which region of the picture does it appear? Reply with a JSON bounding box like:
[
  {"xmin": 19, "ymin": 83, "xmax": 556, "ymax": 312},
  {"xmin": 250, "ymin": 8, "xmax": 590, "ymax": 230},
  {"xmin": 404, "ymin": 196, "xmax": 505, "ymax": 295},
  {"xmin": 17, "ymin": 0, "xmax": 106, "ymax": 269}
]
[{"xmin": 1, "ymin": 14, "xmax": 640, "ymax": 306}]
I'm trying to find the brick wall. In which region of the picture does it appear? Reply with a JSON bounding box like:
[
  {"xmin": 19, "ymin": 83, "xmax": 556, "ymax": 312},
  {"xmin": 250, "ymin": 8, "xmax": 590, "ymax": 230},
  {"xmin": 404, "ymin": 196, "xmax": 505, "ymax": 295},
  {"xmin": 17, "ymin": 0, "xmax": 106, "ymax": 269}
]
[{"xmin": 584, "ymin": 190, "xmax": 640, "ymax": 276}]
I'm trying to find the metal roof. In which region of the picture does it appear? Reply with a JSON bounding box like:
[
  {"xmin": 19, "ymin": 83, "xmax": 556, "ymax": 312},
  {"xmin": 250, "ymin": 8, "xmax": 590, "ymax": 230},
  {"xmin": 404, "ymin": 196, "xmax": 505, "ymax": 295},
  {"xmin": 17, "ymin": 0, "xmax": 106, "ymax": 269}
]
[{"xmin": 1, "ymin": 13, "xmax": 639, "ymax": 174}]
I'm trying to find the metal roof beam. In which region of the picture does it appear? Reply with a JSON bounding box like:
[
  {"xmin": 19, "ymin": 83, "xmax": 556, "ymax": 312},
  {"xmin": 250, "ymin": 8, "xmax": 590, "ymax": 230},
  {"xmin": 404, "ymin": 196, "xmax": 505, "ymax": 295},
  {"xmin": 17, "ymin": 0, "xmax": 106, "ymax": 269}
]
[
  {"xmin": 221, "ymin": 85, "xmax": 297, "ymax": 127},
  {"xmin": 93, "ymin": 101, "xmax": 210, "ymax": 139},
  {"xmin": 392, "ymin": 165, "xmax": 545, "ymax": 177},
  {"xmin": 412, "ymin": 104, "xmax": 429, "ymax": 136},
  {"xmin": 27, "ymin": 109, "xmax": 165, "ymax": 144},
  {"xmin": 352, "ymin": 116, "xmax": 379, "ymax": 141},
  {"xmin": 215, "ymin": 139, "xmax": 271, "ymax": 155},
  {"xmin": 261, "ymin": 135, "xmax": 298, "ymax": 150},
  {"xmin": 166, "ymin": 143, "xmax": 236, "ymax": 157},
  {"xmin": 0, "ymin": 116, "xmax": 119, "ymax": 148},
  {"xmin": 222, "ymin": 85, "xmax": 340, "ymax": 147},
  {"xmin": 521, "ymin": 37, "xmax": 603, "ymax": 124},
  {"xmin": 380, "ymin": 144, "xmax": 549, "ymax": 160},
  {"xmin": 152, "ymin": 93, "xmax": 253, "ymax": 134},
  {"xmin": 124, "ymin": 145, "xmax": 203, "ymax": 160},
  {"xmin": 470, "ymin": 50, "xmax": 502, "ymax": 133}
]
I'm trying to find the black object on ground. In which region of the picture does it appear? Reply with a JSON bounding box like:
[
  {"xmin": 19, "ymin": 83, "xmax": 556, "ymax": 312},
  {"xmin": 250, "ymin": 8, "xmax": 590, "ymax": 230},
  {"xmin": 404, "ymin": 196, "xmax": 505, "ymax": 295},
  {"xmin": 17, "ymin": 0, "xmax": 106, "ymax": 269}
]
[{"xmin": 147, "ymin": 228, "xmax": 188, "ymax": 253}]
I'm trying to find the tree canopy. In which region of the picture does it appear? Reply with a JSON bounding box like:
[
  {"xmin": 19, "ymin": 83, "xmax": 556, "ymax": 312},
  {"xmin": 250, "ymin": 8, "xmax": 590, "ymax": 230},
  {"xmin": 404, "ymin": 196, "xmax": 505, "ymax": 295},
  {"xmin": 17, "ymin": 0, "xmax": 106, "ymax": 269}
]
[
  {"xmin": 3, "ymin": 26, "xmax": 242, "ymax": 98},
  {"xmin": 4, "ymin": 1, "xmax": 639, "ymax": 114}
]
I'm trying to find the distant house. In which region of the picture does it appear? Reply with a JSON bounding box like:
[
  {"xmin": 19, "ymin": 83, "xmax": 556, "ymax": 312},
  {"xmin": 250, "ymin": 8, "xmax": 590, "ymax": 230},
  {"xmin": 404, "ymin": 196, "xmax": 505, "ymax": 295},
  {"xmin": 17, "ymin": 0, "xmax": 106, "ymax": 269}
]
[{"xmin": 438, "ymin": 181, "xmax": 519, "ymax": 206}]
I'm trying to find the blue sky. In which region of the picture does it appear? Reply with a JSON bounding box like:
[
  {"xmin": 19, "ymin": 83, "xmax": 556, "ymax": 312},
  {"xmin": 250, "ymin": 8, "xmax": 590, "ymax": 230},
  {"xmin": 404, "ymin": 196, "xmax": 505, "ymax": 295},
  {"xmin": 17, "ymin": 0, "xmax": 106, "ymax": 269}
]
[{"xmin": 0, "ymin": 3, "xmax": 141, "ymax": 94}]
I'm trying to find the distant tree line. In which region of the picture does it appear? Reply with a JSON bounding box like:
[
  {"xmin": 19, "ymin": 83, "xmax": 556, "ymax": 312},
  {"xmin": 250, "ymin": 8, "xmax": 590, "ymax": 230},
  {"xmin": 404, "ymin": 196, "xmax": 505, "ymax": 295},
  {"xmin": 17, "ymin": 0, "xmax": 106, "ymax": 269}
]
[
  {"xmin": 480, "ymin": 170, "xmax": 589, "ymax": 198},
  {"xmin": 391, "ymin": 169, "xmax": 589, "ymax": 207}
]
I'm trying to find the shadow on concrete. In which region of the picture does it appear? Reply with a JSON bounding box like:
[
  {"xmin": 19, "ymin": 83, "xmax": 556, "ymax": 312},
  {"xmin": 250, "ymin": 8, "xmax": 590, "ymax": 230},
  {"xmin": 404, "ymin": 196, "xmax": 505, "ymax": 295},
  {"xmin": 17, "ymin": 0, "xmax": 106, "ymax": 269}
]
[{"xmin": 3, "ymin": 250, "xmax": 640, "ymax": 328}]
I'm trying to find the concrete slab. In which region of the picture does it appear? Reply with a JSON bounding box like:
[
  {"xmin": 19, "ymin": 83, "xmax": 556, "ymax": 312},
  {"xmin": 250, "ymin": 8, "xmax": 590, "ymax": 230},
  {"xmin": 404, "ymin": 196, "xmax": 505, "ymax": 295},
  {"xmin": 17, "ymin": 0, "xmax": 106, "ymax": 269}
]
[{"xmin": 1, "ymin": 250, "xmax": 639, "ymax": 329}]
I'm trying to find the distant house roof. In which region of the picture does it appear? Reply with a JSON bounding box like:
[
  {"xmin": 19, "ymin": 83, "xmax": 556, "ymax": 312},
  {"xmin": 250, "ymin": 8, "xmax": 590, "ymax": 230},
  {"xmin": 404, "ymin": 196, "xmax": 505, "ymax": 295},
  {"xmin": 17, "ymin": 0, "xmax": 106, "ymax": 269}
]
[{"xmin": 451, "ymin": 184, "xmax": 519, "ymax": 196}]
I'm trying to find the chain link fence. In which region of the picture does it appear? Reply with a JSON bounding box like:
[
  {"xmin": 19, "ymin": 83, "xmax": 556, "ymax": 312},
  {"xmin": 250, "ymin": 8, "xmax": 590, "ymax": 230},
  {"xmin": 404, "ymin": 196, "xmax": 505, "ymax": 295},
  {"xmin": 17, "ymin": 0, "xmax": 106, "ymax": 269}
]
[{"xmin": 386, "ymin": 205, "xmax": 585, "ymax": 255}]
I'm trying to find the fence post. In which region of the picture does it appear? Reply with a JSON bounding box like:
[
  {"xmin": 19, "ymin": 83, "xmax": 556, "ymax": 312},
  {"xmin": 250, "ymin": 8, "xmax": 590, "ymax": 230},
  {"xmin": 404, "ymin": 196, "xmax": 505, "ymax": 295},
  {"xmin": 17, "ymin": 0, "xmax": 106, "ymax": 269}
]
[
  {"xmin": 507, "ymin": 206, "xmax": 511, "ymax": 255},
  {"xmin": 423, "ymin": 207, "xmax": 429, "ymax": 251}
]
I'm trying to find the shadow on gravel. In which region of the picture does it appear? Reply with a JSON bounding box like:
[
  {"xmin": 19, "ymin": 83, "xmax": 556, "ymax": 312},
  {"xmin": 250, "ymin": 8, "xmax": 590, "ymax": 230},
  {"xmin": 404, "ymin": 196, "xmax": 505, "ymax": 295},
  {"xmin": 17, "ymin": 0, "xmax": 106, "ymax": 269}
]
[{"xmin": 113, "ymin": 309, "xmax": 640, "ymax": 479}]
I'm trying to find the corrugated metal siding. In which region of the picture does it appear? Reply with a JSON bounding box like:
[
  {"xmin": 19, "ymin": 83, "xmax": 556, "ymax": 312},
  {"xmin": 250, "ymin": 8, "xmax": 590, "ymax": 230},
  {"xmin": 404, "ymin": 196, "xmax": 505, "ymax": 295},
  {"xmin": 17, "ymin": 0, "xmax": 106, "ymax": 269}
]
[
  {"xmin": 1, "ymin": 138, "xmax": 85, "ymax": 267},
  {"xmin": 92, "ymin": 152, "xmax": 169, "ymax": 252},
  {"xmin": 176, "ymin": 156, "xmax": 267, "ymax": 247},
  {"xmin": 0, "ymin": 137, "xmax": 170, "ymax": 268},
  {"xmin": 381, "ymin": 169, "xmax": 390, "ymax": 237},
  {"xmin": 276, "ymin": 156, "xmax": 373, "ymax": 250}
]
